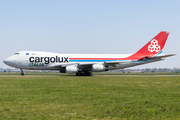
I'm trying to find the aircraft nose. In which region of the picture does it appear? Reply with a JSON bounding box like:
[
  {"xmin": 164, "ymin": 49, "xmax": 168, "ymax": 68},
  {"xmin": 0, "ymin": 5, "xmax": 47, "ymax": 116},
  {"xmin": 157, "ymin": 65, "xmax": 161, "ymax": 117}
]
[
  {"xmin": 3, "ymin": 60, "xmax": 7, "ymax": 64},
  {"xmin": 3, "ymin": 58, "xmax": 10, "ymax": 65},
  {"xmin": 3, "ymin": 57, "xmax": 14, "ymax": 66}
]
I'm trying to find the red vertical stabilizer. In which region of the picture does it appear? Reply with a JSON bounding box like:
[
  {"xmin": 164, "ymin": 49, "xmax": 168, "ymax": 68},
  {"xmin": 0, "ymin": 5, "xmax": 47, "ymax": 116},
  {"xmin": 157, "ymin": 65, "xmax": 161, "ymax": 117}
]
[{"xmin": 126, "ymin": 31, "xmax": 169, "ymax": 60}]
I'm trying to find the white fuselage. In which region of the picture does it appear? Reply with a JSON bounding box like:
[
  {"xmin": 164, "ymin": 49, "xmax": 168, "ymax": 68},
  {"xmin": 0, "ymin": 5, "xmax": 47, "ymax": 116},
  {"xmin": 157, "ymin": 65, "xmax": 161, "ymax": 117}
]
[{"xmin": 4, "ymin": 51, "xmax": 162, "ymax": 71}]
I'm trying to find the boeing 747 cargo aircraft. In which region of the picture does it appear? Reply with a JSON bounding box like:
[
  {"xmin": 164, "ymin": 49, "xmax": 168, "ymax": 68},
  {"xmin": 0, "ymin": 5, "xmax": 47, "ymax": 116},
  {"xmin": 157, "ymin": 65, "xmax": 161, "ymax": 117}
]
[{"xmin": 4, "ymin": 31, "xmax": 175, "ymax": 76}]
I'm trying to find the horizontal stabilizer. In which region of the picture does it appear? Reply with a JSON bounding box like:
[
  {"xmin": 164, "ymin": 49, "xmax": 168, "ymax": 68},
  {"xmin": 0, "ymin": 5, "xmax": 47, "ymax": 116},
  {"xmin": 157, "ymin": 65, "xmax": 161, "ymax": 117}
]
[
  {"xmin": 149, "ymin": 54, "xmax": 176, "ymax": 59},
  {"xmin": 137, "ymin": 54, "xmax": 176, "ymax": 61}
]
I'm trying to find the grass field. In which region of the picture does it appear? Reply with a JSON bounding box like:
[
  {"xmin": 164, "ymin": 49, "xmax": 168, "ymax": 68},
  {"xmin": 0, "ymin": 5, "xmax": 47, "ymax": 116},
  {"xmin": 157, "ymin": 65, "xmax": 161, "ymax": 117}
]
[{"xmin": 0, "ymin": 73, "xmax": 180, "ymax": 119}]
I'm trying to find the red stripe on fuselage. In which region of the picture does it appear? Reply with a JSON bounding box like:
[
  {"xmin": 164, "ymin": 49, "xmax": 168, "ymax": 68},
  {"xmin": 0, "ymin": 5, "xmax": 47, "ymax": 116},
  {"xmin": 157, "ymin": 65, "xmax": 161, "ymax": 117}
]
[
  {"xmin": 69, "ymin": 58, "xmax": 129, "ymax": 60},
  {"xmin": 69, "ymin": 57, "xmax": 145, "ymax": 60}
]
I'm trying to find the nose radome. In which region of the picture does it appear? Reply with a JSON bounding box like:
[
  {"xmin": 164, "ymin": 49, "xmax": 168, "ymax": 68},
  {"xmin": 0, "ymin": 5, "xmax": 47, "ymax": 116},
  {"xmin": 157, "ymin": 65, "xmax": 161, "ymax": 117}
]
[
  {"xmin": 3, "ymin": 58, "xmax": 10, "ymax": 65},
  {"xmin": 3, "ymin": 57, "xmax": 14, "ymax": 66},
  {"xmin": 3, "ymin": 60, "xmax": 6, "ymax": 64}
]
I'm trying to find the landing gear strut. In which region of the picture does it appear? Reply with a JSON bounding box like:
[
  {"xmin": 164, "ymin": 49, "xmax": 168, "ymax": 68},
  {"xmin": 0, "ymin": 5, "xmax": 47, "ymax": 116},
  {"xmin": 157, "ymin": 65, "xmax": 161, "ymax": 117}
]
[{"xmin": 20, "ymin": 69, "xmax": 24, "ymax": 76}]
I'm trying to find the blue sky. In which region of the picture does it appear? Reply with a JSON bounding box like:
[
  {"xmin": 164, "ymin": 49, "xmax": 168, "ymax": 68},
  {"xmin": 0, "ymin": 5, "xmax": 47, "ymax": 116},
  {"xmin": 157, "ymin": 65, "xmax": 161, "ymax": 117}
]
[{"xmin": 0, "ymin": 0, "xmax": 179, "ymax": 69}]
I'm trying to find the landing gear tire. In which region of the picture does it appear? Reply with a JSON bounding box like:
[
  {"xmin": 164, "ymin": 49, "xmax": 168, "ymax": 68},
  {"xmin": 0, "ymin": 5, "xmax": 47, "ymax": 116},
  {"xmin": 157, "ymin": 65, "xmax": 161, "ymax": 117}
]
[
  {"xmin": 21, "ymin": 73, "xmax": 24, "ymax": 76},
  {"xmin": 76, "ymin": 73, "xmax": 79, "ymax": 76},
  {"xmin": 89, "ymin": 72, "xmax": 92, "ymax": 76},
  {"xmin": 76, "ymin": 72, "xmax": 92, "ymax": 76},
  {"xmin": 84, "ymin": 71, "xmax": 92, "ymax": 76},
  {"xmin": 84, "ymin": 72, "xmax": 88, "ymax": 76},
  {"xmin": 80, "ymin": 73, "xmax": 83, "ymax": 76},
  {"xmin": 76, "ymin": 72, "xmax": 81, "ymax": 76}
]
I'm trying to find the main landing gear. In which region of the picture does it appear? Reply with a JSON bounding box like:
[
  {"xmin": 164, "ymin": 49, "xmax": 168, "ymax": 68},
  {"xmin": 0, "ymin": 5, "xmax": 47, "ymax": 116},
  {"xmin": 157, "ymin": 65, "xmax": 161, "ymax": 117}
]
[
  {"xmin": 20, "ymin": 69, "xmax": 24, "ymax": 76},
  {"xmin": 76, "ymin": 71, "xmax": 92, "ymax": 76}
]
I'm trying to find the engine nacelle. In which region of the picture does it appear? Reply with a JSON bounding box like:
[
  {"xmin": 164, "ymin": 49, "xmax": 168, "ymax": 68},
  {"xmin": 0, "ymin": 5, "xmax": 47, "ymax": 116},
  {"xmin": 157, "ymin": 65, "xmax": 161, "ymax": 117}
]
[
  {"xmin": 66, "ymin": 65, "xmax": 79, "ymax": 73},
  {"xmin": 92, "ymin": 64, "xmax": 107, "ymax": 72}
]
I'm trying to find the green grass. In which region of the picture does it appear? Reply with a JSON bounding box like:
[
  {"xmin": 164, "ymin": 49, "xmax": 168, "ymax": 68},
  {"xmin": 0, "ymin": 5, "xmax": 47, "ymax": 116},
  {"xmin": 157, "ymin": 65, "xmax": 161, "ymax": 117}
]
[{"xmin": 0, "ymin": 75, "xmax": 180, "ymax": 119}]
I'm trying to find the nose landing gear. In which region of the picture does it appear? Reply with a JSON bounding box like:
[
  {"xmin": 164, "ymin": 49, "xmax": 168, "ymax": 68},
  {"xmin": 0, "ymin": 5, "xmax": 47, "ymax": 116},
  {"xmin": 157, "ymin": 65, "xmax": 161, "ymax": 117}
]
[{"xmin": 20, "ymin": 69, "xmax": 24, "ymax": 76}]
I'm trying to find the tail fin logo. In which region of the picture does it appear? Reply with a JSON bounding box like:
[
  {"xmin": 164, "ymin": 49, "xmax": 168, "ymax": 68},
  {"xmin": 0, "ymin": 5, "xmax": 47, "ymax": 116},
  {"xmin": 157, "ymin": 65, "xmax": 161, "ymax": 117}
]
[{"xmin": 148, "ymin": 39, "xmax": 161, "ymax": 52}]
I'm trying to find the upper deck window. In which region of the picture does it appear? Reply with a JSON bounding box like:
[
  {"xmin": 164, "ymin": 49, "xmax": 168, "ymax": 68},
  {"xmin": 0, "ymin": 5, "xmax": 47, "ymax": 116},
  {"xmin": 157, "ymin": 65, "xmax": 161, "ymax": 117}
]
[{"xmin": 14, "ymin": 53, "xmax": 19, "ymax": 55}]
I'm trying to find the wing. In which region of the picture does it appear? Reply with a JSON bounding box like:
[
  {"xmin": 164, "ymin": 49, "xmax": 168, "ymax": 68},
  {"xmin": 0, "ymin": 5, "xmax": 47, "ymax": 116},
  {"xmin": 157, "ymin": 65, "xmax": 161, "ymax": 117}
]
[{"xmin": 49, "ymin": 60, "xmax": 132, "ymax": 69}]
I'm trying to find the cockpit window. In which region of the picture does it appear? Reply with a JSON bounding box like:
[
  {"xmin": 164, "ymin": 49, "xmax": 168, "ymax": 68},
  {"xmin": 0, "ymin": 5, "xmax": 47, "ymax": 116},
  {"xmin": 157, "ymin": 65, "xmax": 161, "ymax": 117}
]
[{"xmin": 14, "ymin": 53, "xmax": 19, "ymax": 55}]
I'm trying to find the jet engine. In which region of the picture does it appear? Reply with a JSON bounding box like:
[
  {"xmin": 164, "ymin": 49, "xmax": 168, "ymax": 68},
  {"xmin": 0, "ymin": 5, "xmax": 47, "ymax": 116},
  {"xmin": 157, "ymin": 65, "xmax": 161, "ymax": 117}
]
[
  {"xmin": 92, "ymin": 64, "xmax": 107, "ymax": 72},
  {"xmin": 59, "ymin": 65, "xmax": 79, "ymax": 73},
  {"xmin": 66, "ymin": 66, "xmax": 79, "ymax": 73}
]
